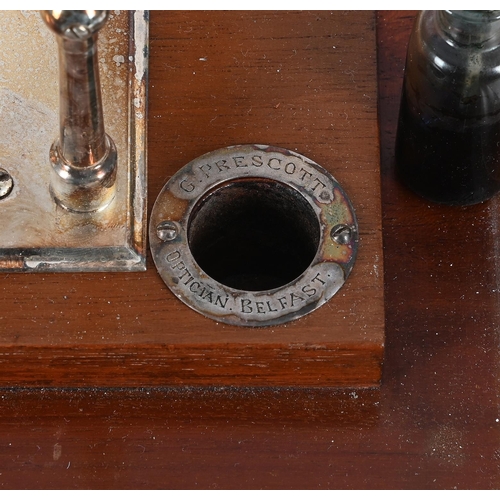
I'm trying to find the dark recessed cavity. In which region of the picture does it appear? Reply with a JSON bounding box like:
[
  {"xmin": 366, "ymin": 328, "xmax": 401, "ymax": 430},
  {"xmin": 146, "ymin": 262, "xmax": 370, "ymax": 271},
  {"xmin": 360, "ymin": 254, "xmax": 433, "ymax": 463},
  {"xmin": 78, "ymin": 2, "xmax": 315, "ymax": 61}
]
[{"xmin": 187, "ymin": 178, "xmax": 321, "ymax": 292}]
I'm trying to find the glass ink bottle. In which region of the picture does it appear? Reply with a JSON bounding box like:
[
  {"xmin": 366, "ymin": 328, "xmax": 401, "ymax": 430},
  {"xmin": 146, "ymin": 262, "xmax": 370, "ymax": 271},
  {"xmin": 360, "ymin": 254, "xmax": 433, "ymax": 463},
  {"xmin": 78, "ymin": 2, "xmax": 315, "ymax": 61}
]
[{"xmin": 395, "ymin": 10, "xmax": 500, "ymax": 205}]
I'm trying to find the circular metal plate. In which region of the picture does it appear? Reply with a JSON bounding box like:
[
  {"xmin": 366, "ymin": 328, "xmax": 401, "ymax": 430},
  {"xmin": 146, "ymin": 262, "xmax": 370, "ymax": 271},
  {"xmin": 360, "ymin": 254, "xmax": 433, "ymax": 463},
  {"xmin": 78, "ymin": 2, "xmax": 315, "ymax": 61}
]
[{"xmin": 149, "ymin": 145, "xmax": 358, "ymax": 327}]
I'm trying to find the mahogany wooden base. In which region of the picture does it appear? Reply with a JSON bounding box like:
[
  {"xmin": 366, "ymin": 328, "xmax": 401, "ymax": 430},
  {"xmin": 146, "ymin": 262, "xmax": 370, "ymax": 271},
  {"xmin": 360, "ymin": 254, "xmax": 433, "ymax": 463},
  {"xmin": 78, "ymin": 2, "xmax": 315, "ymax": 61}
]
[{"xmin": 0, "ymin": 11, "xmax": 384, "ymax": 388}]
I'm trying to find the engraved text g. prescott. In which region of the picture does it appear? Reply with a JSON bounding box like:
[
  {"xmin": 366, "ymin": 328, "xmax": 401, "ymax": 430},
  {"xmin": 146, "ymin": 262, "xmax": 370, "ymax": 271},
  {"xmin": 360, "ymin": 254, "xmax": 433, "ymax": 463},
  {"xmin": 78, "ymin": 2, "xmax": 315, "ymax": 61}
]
[{"xmin": 178, "ymin": 153, "xmax": 328, "ymax": 199}]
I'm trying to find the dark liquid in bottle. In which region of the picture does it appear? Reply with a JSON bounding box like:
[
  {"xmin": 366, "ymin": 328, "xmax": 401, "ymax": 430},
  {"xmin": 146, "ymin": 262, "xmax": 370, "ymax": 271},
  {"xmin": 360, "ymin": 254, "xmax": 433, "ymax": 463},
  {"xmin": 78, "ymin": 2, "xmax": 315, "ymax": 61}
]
[{"xmin": 395, "ymin": 90, "xmax": 500, "ymax": 205}]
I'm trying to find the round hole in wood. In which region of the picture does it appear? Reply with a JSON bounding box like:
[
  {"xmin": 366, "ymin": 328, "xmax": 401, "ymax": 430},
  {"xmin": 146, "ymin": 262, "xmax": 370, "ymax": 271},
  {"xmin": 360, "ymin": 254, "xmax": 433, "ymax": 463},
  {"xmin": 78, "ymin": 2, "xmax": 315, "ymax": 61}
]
[{"xmin": 187, "ymin": 178, "xmax": 321, "ymax": 291}]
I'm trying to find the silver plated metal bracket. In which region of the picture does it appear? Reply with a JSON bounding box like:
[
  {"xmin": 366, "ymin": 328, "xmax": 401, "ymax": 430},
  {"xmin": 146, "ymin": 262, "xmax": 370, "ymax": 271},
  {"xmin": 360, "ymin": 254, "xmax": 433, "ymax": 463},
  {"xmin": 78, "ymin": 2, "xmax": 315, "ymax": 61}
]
[{"xmin": 0, "ymin": 10, "xmax": 148, "ymax": 272}]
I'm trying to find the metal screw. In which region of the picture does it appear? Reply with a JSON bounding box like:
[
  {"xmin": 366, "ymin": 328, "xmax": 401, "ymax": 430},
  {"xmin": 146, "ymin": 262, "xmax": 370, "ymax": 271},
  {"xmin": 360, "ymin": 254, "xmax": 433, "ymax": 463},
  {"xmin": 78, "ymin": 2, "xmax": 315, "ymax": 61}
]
[
  {"xmin": 331, "ymin": 224, "xmax": 353, "ymax": 245},
  {"xmin": 319, "ymin": 190, "xmax": 332, "ymax": 201},
  {"xmin": 157, "ymin": 221, "xmax": 178, "ymax": 241},
  {"xmin": 0, "ymin": 168, "xmax": 14, "ymax": 200}
]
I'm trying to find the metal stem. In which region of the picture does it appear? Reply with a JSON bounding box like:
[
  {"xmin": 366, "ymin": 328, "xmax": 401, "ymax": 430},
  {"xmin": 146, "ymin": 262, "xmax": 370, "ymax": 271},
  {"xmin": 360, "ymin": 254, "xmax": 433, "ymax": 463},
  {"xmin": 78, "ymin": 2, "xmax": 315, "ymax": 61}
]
[{"xmin": 41, "ymin": 10, "xmax": 117, "ymax": 213}]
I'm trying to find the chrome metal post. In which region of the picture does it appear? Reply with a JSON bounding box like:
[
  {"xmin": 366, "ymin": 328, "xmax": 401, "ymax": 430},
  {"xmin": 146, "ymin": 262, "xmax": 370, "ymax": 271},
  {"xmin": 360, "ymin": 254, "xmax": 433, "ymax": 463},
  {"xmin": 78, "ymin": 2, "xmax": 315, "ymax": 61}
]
[{"xmin": 41, "ymin": 10, "xmax": 117, "ymax": 213}]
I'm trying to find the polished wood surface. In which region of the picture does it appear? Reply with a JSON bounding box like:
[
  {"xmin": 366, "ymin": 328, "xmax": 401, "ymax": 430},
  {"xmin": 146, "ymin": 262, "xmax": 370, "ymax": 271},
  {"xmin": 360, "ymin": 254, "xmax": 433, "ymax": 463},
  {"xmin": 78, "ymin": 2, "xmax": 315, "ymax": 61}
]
[
  {"xmin": 0, "ymin": 11, "xmax": 498, "ymax": 488},
  {"xmin": 0, "ymin": 11, "xmax": 384, "ymax": 387}
]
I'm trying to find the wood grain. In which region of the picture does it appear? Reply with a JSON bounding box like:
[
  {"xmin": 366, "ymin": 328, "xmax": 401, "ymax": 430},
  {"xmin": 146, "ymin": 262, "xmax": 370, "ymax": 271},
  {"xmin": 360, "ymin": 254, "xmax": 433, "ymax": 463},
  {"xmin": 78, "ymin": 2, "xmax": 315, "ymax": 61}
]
[
  {"xmin": 0, "ymin": 11, "xmax": 497, "ymax": 489},
  {"xmin": 0, "ymin": 11, "xmax": 384, "ymax": 388}
]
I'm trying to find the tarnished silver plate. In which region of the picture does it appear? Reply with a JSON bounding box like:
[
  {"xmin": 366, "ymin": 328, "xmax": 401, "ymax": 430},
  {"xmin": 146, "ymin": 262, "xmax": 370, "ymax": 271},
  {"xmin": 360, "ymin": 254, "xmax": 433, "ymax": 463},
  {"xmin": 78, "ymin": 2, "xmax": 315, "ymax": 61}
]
[
  {"xmin": 0, "ymin": 11, "xmax": 148, "ymax": 272},
  {"xmin": 150, "ymin": 145, "xmax": 358, "ymax": 327}
]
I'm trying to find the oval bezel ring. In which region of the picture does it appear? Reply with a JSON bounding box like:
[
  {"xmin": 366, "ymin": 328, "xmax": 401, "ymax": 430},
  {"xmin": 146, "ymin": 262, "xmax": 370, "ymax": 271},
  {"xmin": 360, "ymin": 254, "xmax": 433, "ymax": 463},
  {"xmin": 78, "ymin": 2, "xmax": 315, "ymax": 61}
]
[{"xmin": 149, "ymin": 144, "xmax": 359, "ymax": 327}]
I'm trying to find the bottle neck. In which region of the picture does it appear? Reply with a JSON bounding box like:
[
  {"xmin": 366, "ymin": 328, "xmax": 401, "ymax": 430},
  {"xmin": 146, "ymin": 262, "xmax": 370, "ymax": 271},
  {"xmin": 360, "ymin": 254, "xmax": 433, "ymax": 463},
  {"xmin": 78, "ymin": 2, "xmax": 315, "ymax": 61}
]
[{"xmin": 437, "ymin": 10, "xmax": 500, "ymax": 46}]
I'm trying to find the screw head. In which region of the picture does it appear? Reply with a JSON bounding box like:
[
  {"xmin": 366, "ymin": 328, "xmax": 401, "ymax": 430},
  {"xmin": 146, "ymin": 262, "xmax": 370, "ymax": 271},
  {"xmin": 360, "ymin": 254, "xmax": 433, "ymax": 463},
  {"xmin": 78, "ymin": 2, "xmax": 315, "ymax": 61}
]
[
  {"xmin": 319, "ymin": 190, "xmax": 333, "ymax": 202},
  {"xmin": 156, "ymin": 221, "xmax": 179, "ymax": 242},
  {"xmin": 0, "ymin": 168, "xmax": 14, "ymax": 200},
  {"xmin": 331, "ymin": 224, "xmax": 353, "ymax": 245}
]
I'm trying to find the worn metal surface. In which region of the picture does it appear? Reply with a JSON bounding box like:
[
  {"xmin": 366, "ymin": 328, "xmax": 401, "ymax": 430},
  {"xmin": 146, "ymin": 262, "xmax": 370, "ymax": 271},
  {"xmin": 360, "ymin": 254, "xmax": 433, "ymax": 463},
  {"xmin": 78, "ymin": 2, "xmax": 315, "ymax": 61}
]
[
  {"xmin": 42, "ymin": 10, "xmax": 118, "ymax": 213},
  {"xmin": 0, "ymin": 10, "xmax": 148, "ymax": 271},
  {"xmin": 150, "ymin": 144, "xmax": 358, "ymax": 327}
]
